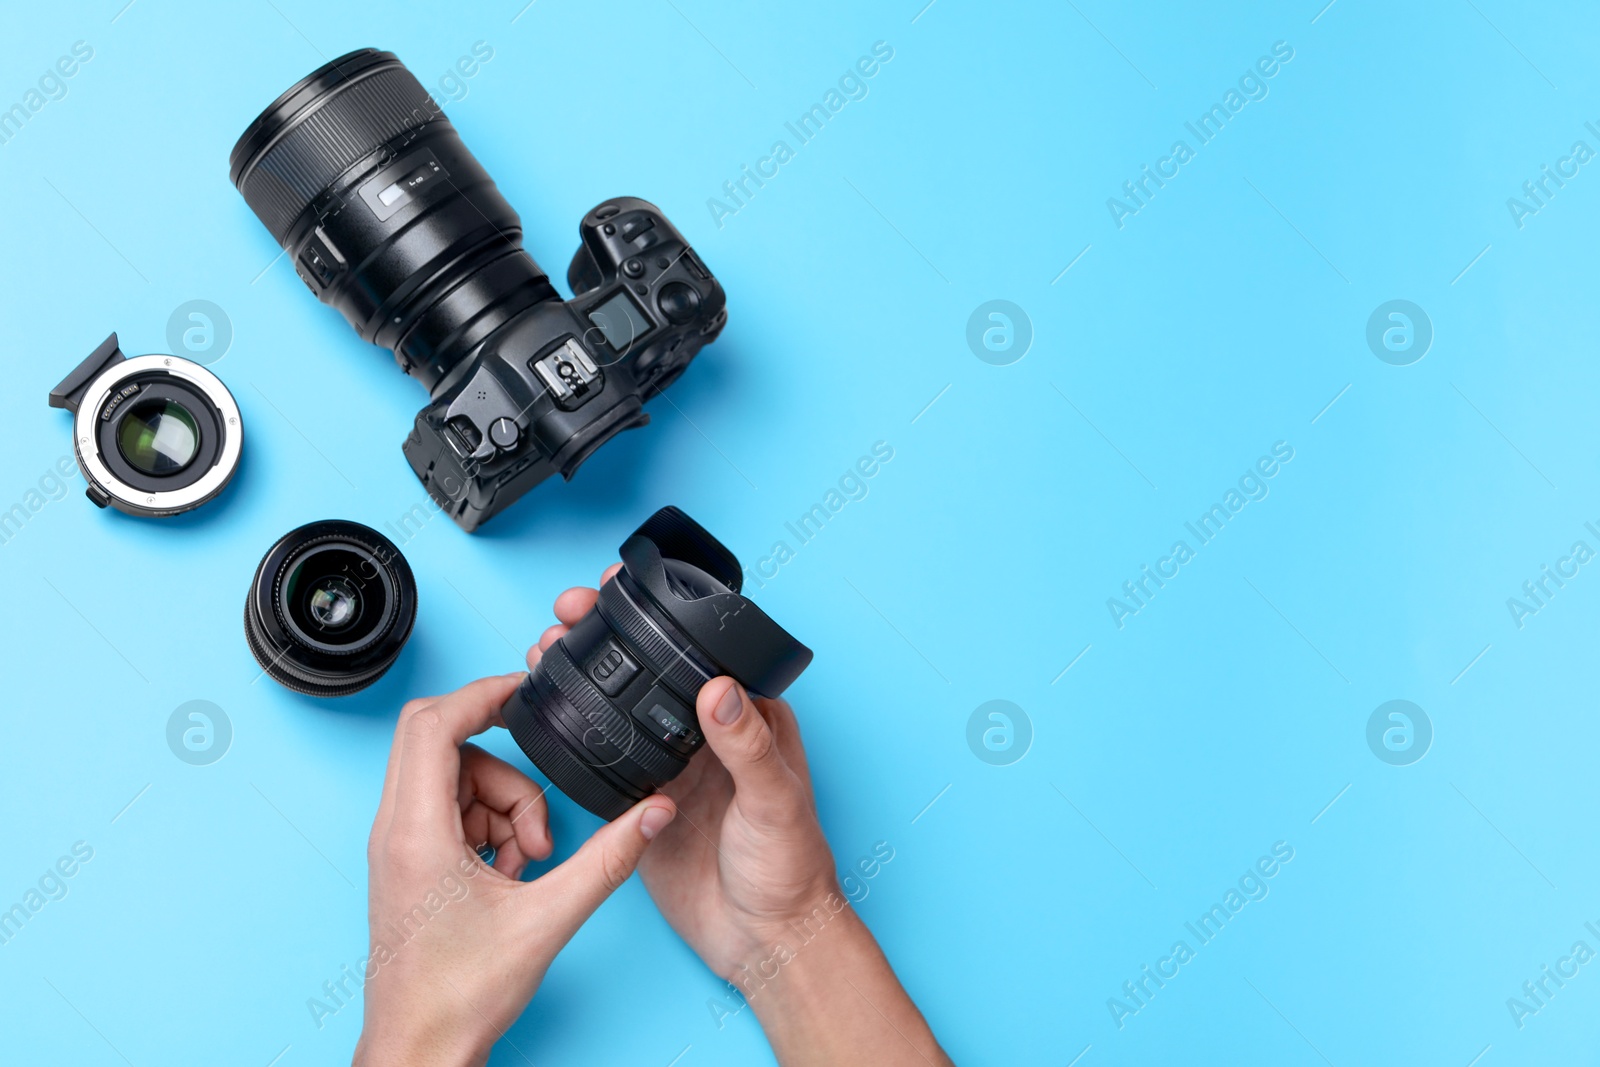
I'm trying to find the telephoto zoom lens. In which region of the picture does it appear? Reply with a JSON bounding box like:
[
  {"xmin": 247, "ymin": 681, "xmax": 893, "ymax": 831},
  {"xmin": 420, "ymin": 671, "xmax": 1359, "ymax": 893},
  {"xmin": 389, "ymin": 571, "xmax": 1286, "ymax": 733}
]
[
  {"xmin": 229, "ymin": 48, "xmax": 555, "ymax": 392},
  {"xmin": 245, "ymin": 520, "xmax": 418, "ymax": 697},
  {"xmin": 503, "ymin": 507, "xmax": 813, "ymax": 820}
]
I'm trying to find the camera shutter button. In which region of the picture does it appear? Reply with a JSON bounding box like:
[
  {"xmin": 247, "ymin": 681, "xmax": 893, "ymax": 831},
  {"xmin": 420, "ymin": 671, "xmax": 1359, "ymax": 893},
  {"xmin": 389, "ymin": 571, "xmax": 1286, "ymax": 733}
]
[
  {"xmin": 488, "ymin": 417, "xmax": 520, "ymax": 451},
  {"xmin": 657, "ymin": 282, "xmax": 700, "ymax": 325}
]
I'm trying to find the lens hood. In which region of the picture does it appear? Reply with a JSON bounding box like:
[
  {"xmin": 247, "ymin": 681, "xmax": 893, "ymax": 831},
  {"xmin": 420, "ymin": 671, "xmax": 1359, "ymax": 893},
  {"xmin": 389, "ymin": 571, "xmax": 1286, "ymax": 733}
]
[{"xmin": 617, "ymin": 507, "xmax": 812, "ymax": 698}]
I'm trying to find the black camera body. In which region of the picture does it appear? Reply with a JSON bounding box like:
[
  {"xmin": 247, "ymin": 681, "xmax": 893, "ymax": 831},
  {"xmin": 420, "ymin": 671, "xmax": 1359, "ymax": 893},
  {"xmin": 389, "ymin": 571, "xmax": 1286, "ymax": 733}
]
[
  {"xmin": 402, "ymin": 200, "xmax": 726, "ymax": 532},
  {"xmin": 231, "ymin": 49, "xmax": 726, "ymax": 531}
]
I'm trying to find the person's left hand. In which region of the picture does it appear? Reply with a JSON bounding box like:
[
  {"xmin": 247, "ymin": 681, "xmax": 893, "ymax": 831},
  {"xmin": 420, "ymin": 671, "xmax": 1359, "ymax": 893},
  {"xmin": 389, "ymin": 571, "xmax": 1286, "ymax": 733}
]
[{"xmin": 353, "ymin": 671, "xmax": 677, "ymax": 1067}]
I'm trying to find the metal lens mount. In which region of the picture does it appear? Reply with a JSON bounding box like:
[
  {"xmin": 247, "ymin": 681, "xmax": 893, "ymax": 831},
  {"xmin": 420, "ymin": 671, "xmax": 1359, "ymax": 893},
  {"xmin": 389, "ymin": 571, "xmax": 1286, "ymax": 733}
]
[{"xmin": 49, "ymin": 333, "xmax": 242, "ymax": 518}]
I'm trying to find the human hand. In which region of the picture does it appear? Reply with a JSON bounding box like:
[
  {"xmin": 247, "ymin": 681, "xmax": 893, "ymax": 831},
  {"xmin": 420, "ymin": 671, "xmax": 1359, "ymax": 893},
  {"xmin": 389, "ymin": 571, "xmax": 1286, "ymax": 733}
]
[
  {"xmin": 538, "ymin": 569, "xmax": 951, "ymax": 1066},
  {"xmin": 353, "ymin": 671, "xmax": 677, "ymax": 1067}
]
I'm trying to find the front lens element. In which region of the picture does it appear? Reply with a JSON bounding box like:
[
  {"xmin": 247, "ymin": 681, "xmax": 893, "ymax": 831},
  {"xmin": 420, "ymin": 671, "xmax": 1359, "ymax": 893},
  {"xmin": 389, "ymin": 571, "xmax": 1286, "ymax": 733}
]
[
  {"xmin": 308, "ymin": 575, "xmax": 362, "ymax": 631},
  {"xmin": 117, "ymin": 398, "xmax": 199, "ymax": 475},
  {"xmin": 283, "ymin": 547, "xmax": 386, "ymax": 647}
]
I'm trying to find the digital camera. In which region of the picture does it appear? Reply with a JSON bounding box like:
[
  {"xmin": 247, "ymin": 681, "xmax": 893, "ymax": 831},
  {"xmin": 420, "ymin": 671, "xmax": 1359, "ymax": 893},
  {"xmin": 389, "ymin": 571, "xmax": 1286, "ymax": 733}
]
[{"xmin": 230, "ymin": 49, "xmax": 727, "ymax": 531}]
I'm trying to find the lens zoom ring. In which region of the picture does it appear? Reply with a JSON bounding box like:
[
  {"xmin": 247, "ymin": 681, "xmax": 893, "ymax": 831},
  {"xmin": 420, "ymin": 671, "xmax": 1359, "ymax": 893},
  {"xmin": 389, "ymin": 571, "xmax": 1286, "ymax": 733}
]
[
  {"xmin": 543, "ymin": 641, "xmax": 687, "ymax": 784},
  {"xmin": 506, "ymin": 682, "xmax": 638, "ymax": 821},
  {"xmin": 238, "ymin": 64, "xmax": 440, "ymax": 242},
  {"xmin": 596, "ymin": 581, "xmax": 708, "ymax": 699}
]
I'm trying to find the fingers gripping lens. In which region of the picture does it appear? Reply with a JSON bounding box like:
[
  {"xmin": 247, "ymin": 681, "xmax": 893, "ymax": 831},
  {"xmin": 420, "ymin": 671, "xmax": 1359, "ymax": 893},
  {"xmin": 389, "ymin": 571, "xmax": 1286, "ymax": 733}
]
[
  {"xmin": 245, "ymin": 520, "xmax": 417, "ymax": 697},
  {"xmin": 500, "ymin": 507, "xmax": 813, "ymax": 820}
]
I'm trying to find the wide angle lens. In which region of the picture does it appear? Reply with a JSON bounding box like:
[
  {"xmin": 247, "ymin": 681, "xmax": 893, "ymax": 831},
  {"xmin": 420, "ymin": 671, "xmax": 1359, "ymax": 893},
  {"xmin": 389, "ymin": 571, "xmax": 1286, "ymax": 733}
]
[
  {"xmin": 245, "ymin": 520, "xmax": 417, "ymax": 697},
  {"xmin": 501, "ymin": 507, "xmax": 813, "ymax": 820}
]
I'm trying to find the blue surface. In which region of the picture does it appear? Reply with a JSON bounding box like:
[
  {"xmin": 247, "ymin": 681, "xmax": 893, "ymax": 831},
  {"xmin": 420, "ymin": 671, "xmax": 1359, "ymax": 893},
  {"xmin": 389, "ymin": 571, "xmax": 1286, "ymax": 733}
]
[{"xmin": 3, "ymin": 1, "xmax": 1599, "ymax": 1063}]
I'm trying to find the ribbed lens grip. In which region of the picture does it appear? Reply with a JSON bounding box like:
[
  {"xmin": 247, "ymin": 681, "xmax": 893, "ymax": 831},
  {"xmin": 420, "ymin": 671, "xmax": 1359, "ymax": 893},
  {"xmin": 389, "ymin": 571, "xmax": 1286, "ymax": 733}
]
[
  {"xmin": 504, "ymin": 681, "xmax": 638, "ymax": 821},
  {"xmin": 235, "ymin": 62, "xmax": 441, "ymax": 243},
  {"xmin": 597, "ymin": 578, "xmax": 712, "ymax": 700},
  {"xmin": 541, "ymin": 641, "xmax": 688, "ymax": 785}
]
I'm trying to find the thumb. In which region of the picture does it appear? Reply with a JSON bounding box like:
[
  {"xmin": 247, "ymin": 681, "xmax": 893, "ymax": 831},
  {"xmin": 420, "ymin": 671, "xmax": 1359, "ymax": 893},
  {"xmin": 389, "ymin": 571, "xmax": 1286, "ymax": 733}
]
[
  {"xmin": 532, "ymin": 796, "xmax": 676, "ymax": 940},
  {"xmin": 697, "ymin": 677, "xmax": 798, "ymax": 825}
]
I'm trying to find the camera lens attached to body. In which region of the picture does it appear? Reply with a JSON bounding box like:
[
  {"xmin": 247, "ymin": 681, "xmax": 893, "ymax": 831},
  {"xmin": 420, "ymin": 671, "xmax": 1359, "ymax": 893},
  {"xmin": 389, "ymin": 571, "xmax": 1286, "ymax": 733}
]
[
  {"xmin": 49, "ymin": 333, "xmax": 242, "ymax": 517},
  {"xmin": 230, "ymin": 49, "xmax": 728, "ymax": 532},
  {"xmin": 502, "ymin": 507, "xmax": 813, "ymax": 820},
  {"xmin": 245, "ymin": 520, "xmax": 417, "ymax": 697}
]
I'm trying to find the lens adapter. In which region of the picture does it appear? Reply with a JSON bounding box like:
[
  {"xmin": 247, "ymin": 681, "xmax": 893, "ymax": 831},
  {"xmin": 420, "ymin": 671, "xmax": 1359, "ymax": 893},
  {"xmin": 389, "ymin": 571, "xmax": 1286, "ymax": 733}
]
[
  {"xmin": 502, "ymin": 507, "xmax": 813, "ymax": 820},
  {"xmin": 49, "ymin": 333, "xmax": 242, "ymax": 517},
  {"xmin": 245, "ymin": 520, "xmax": 417, "ymax": 697}
]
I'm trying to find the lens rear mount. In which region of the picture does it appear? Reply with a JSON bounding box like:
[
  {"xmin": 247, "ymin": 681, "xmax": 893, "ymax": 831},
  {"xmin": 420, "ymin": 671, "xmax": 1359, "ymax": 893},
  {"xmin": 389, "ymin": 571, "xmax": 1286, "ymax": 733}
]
[{"xmin": 245, "ymin": 520, "xmax": 417, "ymax": 697}]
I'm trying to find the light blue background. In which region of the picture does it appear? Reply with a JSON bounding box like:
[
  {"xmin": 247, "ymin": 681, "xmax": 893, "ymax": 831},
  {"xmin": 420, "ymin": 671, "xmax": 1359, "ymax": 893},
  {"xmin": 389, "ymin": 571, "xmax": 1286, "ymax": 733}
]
[{"xmin": 2, "ymin": 0, "xmax": 1598, "ymax": 1063}]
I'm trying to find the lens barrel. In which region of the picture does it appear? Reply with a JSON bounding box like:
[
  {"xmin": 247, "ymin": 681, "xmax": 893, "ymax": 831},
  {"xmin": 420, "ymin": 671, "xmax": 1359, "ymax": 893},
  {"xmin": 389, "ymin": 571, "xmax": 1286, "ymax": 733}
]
[
  {"xmin": 245, "ymin": 520, "xmax": 417, "ymax": 697},
  {"xmin": 230, "ymin": 48, "xmax": 557, "ymax": 393},
  {"xmin": 502, "ymin": 507, "xmax": 813, "ymax": 820}
]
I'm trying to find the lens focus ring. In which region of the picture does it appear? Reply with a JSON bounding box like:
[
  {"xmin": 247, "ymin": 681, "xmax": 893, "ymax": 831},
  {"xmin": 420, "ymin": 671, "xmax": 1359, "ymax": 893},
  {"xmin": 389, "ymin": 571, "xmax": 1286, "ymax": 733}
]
[
  {"xmin": 541, "ymin": 641, "xmax": 688, "ymax": 785},
  {"xmin": 234, "ymin": 59, "xmax": 441, "ymax": 243},
  {"xmin": 596, "ymin": 578, "xmax": 711, "ymax": 700}
]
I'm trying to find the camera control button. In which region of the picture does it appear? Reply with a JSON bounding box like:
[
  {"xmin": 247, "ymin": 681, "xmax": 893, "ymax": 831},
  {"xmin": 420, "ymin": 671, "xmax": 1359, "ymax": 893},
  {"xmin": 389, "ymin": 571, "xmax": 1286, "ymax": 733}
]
[
  {"xmin": 622, "ymin": 257, "xmax": 645, "ymax": 278},
  {"xmin": 488, "ymin": 417, "xmax": 519, "ymax": 451},
  {"xmin": 590, "ymin": 642, "xmax": 639, "ymax": 696},
  {"xmin": 657, "ymin": 283, "xmax": 701, "ymax": 325},
  {"xmin": 621, "ymin": 216, "xmax": 656, "ymax": 244}
]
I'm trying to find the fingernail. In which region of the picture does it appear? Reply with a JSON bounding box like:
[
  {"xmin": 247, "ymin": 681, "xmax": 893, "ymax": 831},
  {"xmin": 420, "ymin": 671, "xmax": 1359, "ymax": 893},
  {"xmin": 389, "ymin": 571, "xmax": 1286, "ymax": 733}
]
[
  {"xmin": 639, "ymin": 805, "xmax": 675, "ymax": 840},
  {"xmin": 713, "ymin": 683, "xmax": 744, "ymax": 725}
]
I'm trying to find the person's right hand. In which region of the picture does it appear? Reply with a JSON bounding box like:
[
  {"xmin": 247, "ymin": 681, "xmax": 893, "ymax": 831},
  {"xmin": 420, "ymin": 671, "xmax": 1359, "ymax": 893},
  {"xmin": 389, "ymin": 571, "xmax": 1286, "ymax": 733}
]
[
  {"xmin": 535, "ymin": 570, "xmax": 952, "ymax": 1066},
  {"xmin": 536, "ymin": 567, "xmax": 838, "ymax": 975}
]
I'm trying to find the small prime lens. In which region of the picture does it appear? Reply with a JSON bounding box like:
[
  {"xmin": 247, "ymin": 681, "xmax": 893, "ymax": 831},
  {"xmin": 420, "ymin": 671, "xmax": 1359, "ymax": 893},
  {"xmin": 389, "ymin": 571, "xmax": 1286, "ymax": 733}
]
[
  {"xmin": 501, "ymin": 507, "xmax": 812, "ymax": 820},
  {"xmin": 245, "ymin": 520, "xmax": 416, "ymax": 697}
]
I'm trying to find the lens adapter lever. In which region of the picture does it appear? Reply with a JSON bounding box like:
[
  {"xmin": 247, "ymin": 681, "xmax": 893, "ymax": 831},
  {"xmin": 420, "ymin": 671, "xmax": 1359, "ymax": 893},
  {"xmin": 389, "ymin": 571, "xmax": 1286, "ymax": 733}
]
[{"xmin": 49, "ymin": 333, "xmax": 125, "ymax": 414}]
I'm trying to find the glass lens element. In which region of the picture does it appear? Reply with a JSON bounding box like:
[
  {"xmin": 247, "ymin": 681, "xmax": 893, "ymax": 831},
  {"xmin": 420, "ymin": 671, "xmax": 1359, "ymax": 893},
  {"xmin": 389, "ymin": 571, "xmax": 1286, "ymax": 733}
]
[
  {"xmin": 117, "ymin": 398, "xmax": 200, "ymax": 476},
  {"xmin": 307, "ymin": 575, "xmax": 362, "ymax": 631}
]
